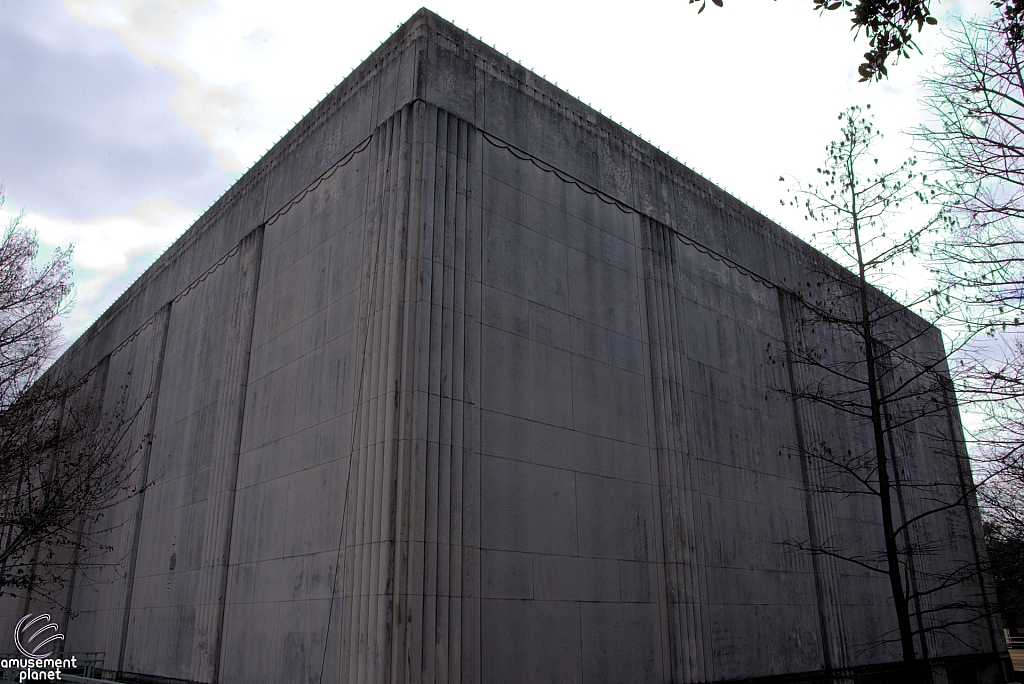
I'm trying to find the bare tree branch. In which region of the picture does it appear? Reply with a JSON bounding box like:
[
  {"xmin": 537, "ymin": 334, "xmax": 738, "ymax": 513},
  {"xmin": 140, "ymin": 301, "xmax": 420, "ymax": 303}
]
[
  {"xmin": 0, "ymin": 191, "xmax": 147, "ymax": 610},
  {"xmin": 778, "ymin": 107, "xmax": 995, "ymax": 677}
]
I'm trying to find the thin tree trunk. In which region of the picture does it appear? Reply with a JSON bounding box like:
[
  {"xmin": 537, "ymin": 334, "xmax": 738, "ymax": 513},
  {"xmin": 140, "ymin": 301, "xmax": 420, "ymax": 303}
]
[{"xmin": 851, "ymin": 194, "xmax": 920, "ymax": 676}]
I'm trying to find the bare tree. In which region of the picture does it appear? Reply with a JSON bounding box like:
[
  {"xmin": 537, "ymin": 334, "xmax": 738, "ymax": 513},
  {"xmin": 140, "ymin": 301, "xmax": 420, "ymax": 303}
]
[
  {"xmin": 971, "ymin": 357, "xmax": 1024, "ymax": 638},
  {"xmin": 966, "ymin": 341, "xmax": 1024, "ymax": 543},
  {"xmin": 921, "ymin": 14, "xmax": 1024, "ymax": 327},
  {"xmin": 777, "ymin": 106, "xmax": 996, "ymax": 679},
  {"xmin": 918, "ymin": 12, "xmax": 1024, "ymax": 638},
  {"xmin": 983, "ymin": 520, "xmax": 1024, "ymax": 638},
  {"xmin": 0, "ymin": 191, "xmax": 146, "ymax": 608}
]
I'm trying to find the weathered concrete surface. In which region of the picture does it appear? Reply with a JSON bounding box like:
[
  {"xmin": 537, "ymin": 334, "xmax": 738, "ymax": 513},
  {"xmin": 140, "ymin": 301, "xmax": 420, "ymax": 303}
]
[{"xmin": 1, "ymin": 8, "xmax": 1010, "ymax": 684}]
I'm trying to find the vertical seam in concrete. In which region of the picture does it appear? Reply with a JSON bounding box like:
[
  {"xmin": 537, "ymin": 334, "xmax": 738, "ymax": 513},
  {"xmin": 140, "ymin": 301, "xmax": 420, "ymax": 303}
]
[
  {"xmin": 468, "ymin": 123, "xmax": 483, "ymax": 684},
  {"xmin": 943, "ymin": 381, "xmax": 1000, "ymax": 655},
  {"xmin": 632, "ymin": 210, "xmax": 673, "ymax": 683},
  {"xmin": 366, "ymin": 113, "xmax": 397, "ymax": 683},
  {"xmin": 642, "ymin": 219, "xmax": 673, "ymax": 679},
  {"xmin": 439, "ymin": 104, "xmax": 451, "ymax": 684},
  {"xmin": 567, "ymin": 280, "xmax": 576, "ymax": 441},
  {"xmin": 665, "ymin": 227, "xmax": 692, "ymax": 680},
  {"xmin": 670, "ymin": 232, "xmax": 713, "ymax": 683},
  {"xmin": 115, "ymin": 302, "xmax": 171, "ymax": 675},
  {"xmin": 777, "ymin": 289, "xmax": 835, "ymax": 676},
  {"xmin": 392, "ymin": 99, "xmax": 431, "ymax": 684},
  {"xmin": 208, "ymin": 223, "xmax": 265, "ymax": 684},
  {"xmin": 370, "ymin": 108, "xmax": 397, "ymax": 684},
  {"xmin": 882, "ymin": 397, "xmax": 930, "ymax": 663},
  {"xmin": 367, "ymin": 111, "xmax": 396, "ymax": 684},
  {"xmin": 389, "ymin": 102, "xmax": 413, "ymax": 684},
  {"xmin": 347, "ymin": 118, "xmax": 384, "ymax": 684},
  {"xmin": 641, "ymin": 216, "xmax": 689, "ymax": 684},
  {"xmin": 447, "ymin": 108, "xmax": 465, "ymax": 684},
  {"xmin": 576, "ymin": 598, "xmax": 584, "ymax": 684},
  {"xmin": 417, "ymin": 101, "xmax": 440, "ymax": 684},
  {"xmin": 338, "ymin": 105, "xmax": 416, "ymax": 683},
  {"xmin": 452, "ymin": 110, "xmax": 468, "ymax": 684},
  {"xmin": 452, "ymin": 112, "xmax": 464, "ymax": 684},
  {"xmin": 322, "ymin": 114, "xmax": 394, "ymax": 684},
  {"xmin": 61, "ymin": 353, "xmax": 111, "ymax": 633},
  {"xmin": 429, "ymin": 104, "xmax": 449, "ymax": 684}
]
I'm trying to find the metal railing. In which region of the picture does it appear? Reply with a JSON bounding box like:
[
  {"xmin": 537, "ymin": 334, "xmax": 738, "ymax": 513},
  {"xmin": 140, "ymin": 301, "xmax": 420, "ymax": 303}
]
[{"xmin": 1009, "ymin": 636, "xmax": 1024, "ymax": 649}]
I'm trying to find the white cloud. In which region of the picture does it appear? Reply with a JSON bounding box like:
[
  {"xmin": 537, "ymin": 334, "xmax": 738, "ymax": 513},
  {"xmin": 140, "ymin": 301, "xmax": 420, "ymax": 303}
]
[
  {"xmin": 0, "ymin": 196, "xmax": 198, "ymax": 344},
  {"xmin": 0, "ymin": 1, "xmax": 227, "ymax": 219},
  {"xmin": 65, "ymin": 0, "xmax": 248, "ymax": 173}
]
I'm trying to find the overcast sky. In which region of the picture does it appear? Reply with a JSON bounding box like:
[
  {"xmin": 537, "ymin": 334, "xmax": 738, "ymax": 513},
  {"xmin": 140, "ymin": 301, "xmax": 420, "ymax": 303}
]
[{"xmin": 0, "ymin": 0, "xmax": 993, "ymax": 346}]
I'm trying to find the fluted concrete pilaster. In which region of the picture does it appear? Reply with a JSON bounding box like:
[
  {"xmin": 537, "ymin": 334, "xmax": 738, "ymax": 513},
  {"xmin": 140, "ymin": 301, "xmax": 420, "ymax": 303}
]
[
  {"xmin": 331, "ymin": 102, "xmax": 480, "ymax": 684},
  {"xmin": 641, "ymin": 216, "xmax": 714, "ymax": 683}
]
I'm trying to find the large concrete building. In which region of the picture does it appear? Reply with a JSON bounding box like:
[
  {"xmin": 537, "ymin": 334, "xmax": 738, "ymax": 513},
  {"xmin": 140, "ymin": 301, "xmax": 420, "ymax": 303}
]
[{"xmin": 3, "ymin": 9, "xmax": 1012, "ymax": 684}]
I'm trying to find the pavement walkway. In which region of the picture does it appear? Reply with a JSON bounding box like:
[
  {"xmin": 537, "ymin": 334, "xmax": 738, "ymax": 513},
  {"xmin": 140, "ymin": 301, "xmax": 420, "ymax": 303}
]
[{"xmin": 1011, "ymin": 647, "xmax": 1024, "ymax": 673}]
